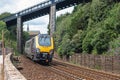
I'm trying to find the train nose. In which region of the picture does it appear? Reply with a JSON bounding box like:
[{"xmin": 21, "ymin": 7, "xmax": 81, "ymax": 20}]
[
  {"xmin": 42, "ymin": 53, "xmax": 47, "ymax": 58},
  {"xmin": 39, "ymin": 53, "xmax": 48, "ymax": 60}
]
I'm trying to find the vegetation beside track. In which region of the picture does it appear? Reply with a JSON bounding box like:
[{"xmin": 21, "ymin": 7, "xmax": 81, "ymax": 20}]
[
  {"xmin": 0, "ymin": 13, "xmax": 29, "ymax": 56},
  {"xmin": 52, "ymin": 0, "xmax": 120, "ymax": 58}
]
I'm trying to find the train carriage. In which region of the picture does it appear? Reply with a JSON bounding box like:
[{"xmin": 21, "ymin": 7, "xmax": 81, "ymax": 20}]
[{"xmin": 25, "ymin": 34, "xmax": 54, "ymax": 64}]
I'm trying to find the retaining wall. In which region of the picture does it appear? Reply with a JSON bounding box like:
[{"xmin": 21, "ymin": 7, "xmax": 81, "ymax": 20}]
[{"xmin": 4, "ymin": 53, "xmax": 26, "ymax": 80}]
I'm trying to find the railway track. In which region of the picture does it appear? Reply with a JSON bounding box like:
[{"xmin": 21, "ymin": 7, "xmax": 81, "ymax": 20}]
[
  {"xmin": 51, "ymin": 59, "xmax": 120, "ymax": 80},
  {"xmin": 44, "ymin": 66, "xmax": 83, "ymax": 80},
  {"xmin": 18, "ymin": 55, "xmax": 120, "ymax": 80}
]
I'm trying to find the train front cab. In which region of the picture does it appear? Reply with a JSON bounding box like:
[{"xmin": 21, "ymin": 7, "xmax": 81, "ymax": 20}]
[{"xmin": 35, "ymin": 34, "xmax": 54, "ymax": 63}]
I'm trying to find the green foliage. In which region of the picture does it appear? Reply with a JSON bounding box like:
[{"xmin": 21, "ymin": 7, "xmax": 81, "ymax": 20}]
[
  {"xmin": 0, "ymin": 12, "xmax": 29, "ymax": 55},
  {"xmin": 7, "ymin": 25, "xmax": 17, "ymax": 40},
  {"xmin": 0, "ymin": 21, "xmax": 11, "ymax": 46},
  {"xmin": 109, "ymin": 35, "xmax": 120, "ymax": 55},
  {"xmin": 0, "ymin": 12, "xmax": 14, "ymax": 48},
  {"xmin": 69, "ymin": 3, "xmax": 90, "ymax": 37},
  {"xmin": 92, "ymin": 30, "xmax": 110, "ymax": 54},
  {"xmin": 23, "ymin": 31, "xmax": 29, "ymax": 46},
  {"xmin": 54, "ymin": 13, "xmax": 72, "ymax": 50},
  {"xmin": 82, "ymin": 30, "xmax": 94, "ymax": 54},
  {"xmin": 71, "ymin": 30, "xmax": 83, "ymax": 53},
  {"xmin": 0, "ymin": 12, "xmax": 11, "ymax": 19},
  {"xmin": 110, "ymin": 36, "xmax": 120, "ymax": 49},
  {"xmin": 54, "ymin": 0, "xmax": 120, "ymax": 57},
  {"xmin": 0, "ymin": 21, "xmax": 6, "ymax": 32}
]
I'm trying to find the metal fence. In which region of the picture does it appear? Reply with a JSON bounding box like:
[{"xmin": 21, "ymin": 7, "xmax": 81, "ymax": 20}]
[{"xmin": 61, "ymin": 54, "xmax": 120, "ymax": 74}]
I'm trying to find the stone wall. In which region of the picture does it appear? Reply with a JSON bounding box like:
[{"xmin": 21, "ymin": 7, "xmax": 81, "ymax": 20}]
[{"xmin": 4, "ymin": 53, "xmax": 26, "ymax": 80}]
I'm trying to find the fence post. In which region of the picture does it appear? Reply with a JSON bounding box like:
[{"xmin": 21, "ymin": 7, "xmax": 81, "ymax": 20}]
[
  {"xmin": 94, "ymin": 55, "xmax": 95, "ymax": 68},
  {"xmin": 100, "ymin": 55, "xmax": 103, "ymax": 71},
  {"xmin": 80, "ymin": 54, "xmax": 82, "ymax": 66},
  {"xmin": 105, "ymin": 56, "xmax": 106, "ymax": 71},
  {"xmin": 112, "ymin": 56, "xmax": 114, "ymax": 73},
  {"xmin": 79, "ymin": 55, "xmax": 80, "ymax": 65},
  {"xmin": 75, "ymin": 54, "xmax": 77, "ymax": 64},
  {"xmin": 88, "ymin": 55, "xmax": 90, "ymax": 68},
  {"xmin": 84, "ymin": 54, "xmax": 85, "ymax": 66}
]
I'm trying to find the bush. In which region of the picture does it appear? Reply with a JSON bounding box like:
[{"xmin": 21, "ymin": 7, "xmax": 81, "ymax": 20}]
[{"xmin": 54, "ymin": 1, "xmax": 120, "ymax": 56}]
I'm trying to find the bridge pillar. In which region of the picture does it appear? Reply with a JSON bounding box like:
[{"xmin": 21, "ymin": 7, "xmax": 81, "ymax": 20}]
[
  {"xmin": 17, "ymin": 16, "xmax": 23, "ymax": 54},
  {"xmin": 50, "ymin": 0, "xmax": 56, "ymax": 36}
]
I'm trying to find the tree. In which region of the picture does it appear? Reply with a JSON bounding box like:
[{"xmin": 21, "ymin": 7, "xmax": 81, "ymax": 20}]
[
  {"xmin": 71, "ymin": 30, "xmax": 83, "ymax": 53},
  {"xmin": 0, "ymin": 12, "xmax": 11, "ymax": 19},
  {"xmin": 54, "ymin": 0, "xmax": 120, "ymax": 56}
]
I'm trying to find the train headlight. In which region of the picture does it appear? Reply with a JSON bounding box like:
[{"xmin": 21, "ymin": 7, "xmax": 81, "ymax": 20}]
[{"xmin": 36, "ymin": 48, "xmax": 40, "ymax": 53}]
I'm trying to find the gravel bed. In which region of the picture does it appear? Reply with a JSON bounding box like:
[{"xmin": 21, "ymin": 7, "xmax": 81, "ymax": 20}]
[{"xmin": 18, "ymin": 56, "xmax": 66, "ymax": 80}]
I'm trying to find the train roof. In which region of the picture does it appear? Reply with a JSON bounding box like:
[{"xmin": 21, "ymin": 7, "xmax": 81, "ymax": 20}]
[
  {"xmin": 38, "ymin": 34, "xmax": 50, "ymax": 37},
  {"xmin": 25, "ymin": 34, "xmax": 52, "ymax": 43}
]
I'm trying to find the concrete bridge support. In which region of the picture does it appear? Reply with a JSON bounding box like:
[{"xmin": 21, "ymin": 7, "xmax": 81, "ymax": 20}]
[
  {"xmin": 50, "ymin": 0, "xmax": 56, "ymax": 36},
  {"xmin": 17, "ymin": 16, "xmax": 23, "ymax": 54}
]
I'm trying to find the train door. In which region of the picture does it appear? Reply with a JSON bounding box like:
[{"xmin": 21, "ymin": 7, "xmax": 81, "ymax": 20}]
[
  {"xmin": 25, "ymin": 41, "xmax": 31, "ymax": 56},
  {"xmin": 31, "ymin": 38, "xmax": 36, "ymax": 55}
]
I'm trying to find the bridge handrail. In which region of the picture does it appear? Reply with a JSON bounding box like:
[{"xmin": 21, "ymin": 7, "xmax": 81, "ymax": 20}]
[{"xmin": 18, "ymin": 0, "xmax": 50, "ymax": 15}]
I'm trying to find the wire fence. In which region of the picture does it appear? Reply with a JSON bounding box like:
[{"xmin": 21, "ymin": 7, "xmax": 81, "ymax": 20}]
[{"xmin": 60, "ymin": 54, "xmax": 120, "ymax": 74}]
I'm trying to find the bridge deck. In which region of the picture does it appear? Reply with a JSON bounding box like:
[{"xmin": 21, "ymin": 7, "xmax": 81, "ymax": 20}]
[{"xmin": 1, "ymin": 0, "xmax": 91, "ymax": 26}]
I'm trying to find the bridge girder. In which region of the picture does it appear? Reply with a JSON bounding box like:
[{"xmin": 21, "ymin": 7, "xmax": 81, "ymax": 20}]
[{"xmin": 3, "ymin": 0, "xmax": 91, "ymax": 27}]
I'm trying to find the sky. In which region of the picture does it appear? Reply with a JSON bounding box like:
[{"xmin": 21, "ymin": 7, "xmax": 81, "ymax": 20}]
[{"xmin": 0, "ymin": 0, "xmax": 74, "ymax": 34}]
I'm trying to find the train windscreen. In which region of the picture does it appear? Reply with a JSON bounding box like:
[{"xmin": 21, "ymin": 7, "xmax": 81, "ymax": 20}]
[{"xmin": 38, "ymin": 35, "xmax": 51, "ymax": 46}]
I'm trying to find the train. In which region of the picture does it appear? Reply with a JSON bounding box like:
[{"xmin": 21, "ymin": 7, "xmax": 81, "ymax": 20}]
[{"xmin": 24, "ymin": 34, "xmax": 54, "ymax": 64}]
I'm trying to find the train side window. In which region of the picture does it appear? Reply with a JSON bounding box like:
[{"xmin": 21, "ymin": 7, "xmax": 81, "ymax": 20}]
[{"xmin": 26, "ymin": 42, "xmax": 30, "ymax": 48}]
